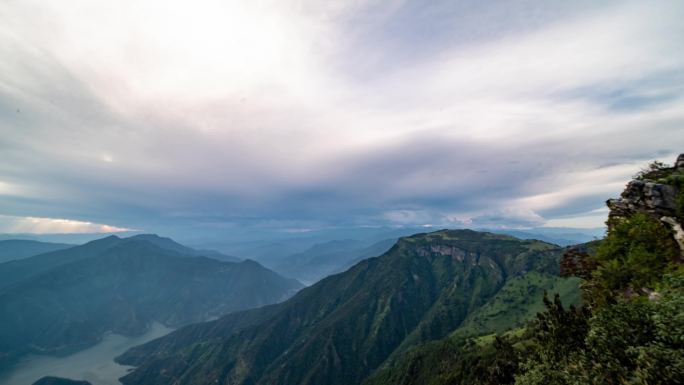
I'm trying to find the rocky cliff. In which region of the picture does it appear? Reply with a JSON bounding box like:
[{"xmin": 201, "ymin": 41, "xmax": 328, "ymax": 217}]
[{"xmin": 607, "ymin": 154, "xmax": 684, "ymax": 257}]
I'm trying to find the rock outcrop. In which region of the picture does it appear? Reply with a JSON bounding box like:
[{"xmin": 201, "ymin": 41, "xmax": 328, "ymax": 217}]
[{"xmin": 607, "ymin": 154, "xmax": 684, "ymax": 257}]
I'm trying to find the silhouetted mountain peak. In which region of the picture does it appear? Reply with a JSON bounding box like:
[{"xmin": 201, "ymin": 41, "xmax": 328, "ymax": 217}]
[
  {"xmin": 122, "ymin": 234, "xmax": 241, "ymax": 262},
  {"xmin": 32, "ymin": 376, "xmax": 91, "ymax": 385},
  {"xmin": 239, "ymin": 258, "xmax": 262, "ymax": 267},
  {"xmin": 128, "ymin": 234, "xmax": 174, "ymax": 243},
  {"xmin": 130, "ymin": 233, "xmax": 163, "ymax": 239}
]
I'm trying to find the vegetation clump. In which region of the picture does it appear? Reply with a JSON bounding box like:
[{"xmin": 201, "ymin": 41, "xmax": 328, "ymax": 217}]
[
  {"xmin": 515, "ymin": 274, "xmax": 684, "ymax": 385},
  {"xmin": 634, "ymin": 160, "xmax": 674, "ymax": 181},
  {"xmin": 589, "ymin": 213, "xmax": 679, "ymax": 306}
]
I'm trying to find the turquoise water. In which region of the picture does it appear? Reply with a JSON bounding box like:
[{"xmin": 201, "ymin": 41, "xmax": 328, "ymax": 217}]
[{"xmin": 0, "ymin": 322, "xmax": 173, "ymax": 385}]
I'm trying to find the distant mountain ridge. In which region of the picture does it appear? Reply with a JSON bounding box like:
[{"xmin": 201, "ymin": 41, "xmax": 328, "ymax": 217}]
[
  {"xmin": 0, "ymin": 240, "xmax": 74, "ymax": 264},
  {"xmin": 273, "ymin": 238, "xmax": 397, "ymax": 284},
  {"xmin": 0, "ymin": 235, "xmax": 302, "ymax": 371},
  {"xmin": 0, "ymin": 234, "xmax": 239, "ymax": 293},
  {"xmin": 128, "ymin": 234, "xmax": 241, "ymax": 262},
  {"xmin": 117, "ymin": 229, "xmax": 579, "ymax": 385},
  {"xmin": 486, "ymin": 227, "xmax": 604, "ymax": 247},
  {"xmin": 32, "ymin": 376, "xmax": 91, "ymax": 385}
]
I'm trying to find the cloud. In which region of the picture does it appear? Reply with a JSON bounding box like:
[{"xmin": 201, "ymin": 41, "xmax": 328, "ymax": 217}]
[
  {"xmin": 469, "ymin": 208, "xmax": 546, "ymax": 229},
  {"xmin": 543, "ymin": 207, "xmax": 610, "ymax": 228},
  {"xmin": 0, "ymin": 0, "xmax": 683, "ymax": 235},
  {"xmin": 0, "ymin": 215, "xmax": 132, "ymax": 234}
]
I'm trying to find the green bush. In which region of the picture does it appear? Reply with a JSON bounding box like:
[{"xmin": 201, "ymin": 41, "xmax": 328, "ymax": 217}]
[
  {"xmin": 514, "ymin": 208, "xmax": 683, "ymax": 385},
  {"xmin": 591, "ymin": 214, "xmax": 678, "ymax": 305},
  {"xmin": 634, "ymin": 161, "xmax": 672, "ymax": 181},
  {"xmin": 514, "ymin": 294, "xmax": 589, "ymax": 385},
  {"xmin": 515, "ymin": 275, "xmax": 684, "ymax": 385},
  {"xmin": 662, "ymin": 174, "xmax": 684, "ymax": 218}
]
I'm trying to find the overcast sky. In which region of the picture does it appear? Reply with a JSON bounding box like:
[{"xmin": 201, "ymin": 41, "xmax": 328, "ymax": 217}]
[{"xmin": 1, "ymin": 0, "xmax": 683, "ymax": 236}]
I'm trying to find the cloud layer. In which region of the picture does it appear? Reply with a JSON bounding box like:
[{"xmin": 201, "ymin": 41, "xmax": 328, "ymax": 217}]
[
  {"xmin": 0, "ymin": 215, "xmax": 131, "ymax": 234},
  {"xmin": 1, "ymin": 0, "xmax": 683, "ymax": 235}
]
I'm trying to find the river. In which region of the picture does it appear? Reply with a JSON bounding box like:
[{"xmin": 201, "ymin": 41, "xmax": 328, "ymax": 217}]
[{"xmin": 0, "ymin": 322, "xmax": 173, "ymax": 385}]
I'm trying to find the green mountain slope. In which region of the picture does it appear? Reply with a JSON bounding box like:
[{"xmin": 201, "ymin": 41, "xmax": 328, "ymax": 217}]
[
  {"xmin": 362, "ymin": 272, "xmax": 582, "ymax": 385},
  {"xmin": 0, "ymin": 236, "xmax": 302, "ymax": 370},
  {"xmin": 0, "ymin": 240, "xmax": 74, "ymax": 264},
  {"xmin": 452, "ymin": 271, "xmax": 581, "ymax": 338},
  {"xmin": 118, "ymin": 229, "xmax": 578, "ymax": 385}
]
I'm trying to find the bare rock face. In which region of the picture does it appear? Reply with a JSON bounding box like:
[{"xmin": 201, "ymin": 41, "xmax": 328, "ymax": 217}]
[
  {"xmin": 676, "ymin": 153, "xmax": 684, "ymax": 169},
  {"xmin": 661, "ymin": 216, "xmax": 684, "ymax": 261},
  {"xmin": 608, "ymin": 180, "xmax": 678, "ymax": 217},
  {"xmin": 607, "ymin": 154, "xmax": 684, "ymax": 256}
]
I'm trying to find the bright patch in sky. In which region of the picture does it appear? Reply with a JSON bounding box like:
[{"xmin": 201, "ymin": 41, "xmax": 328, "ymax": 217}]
[{"xmin": 0, "ymin": 215, "xmax": 131, "ymax": 234}]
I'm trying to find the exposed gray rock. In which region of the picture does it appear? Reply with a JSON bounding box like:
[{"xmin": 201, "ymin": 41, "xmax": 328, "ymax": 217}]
[
  {"xmin": 661, "ymin": 216, "xmax": 684, "ymax": 261},
  {"xmin": 607, "ymin": 154, "xmax": 683, "ymax": 257},
  {"xmin": 429, "ymin": 245, "xmax": 466, "ymax": 261},
  {"xmin": 676, "ymin": 153, "xmax": 684, "ymax": 169}
]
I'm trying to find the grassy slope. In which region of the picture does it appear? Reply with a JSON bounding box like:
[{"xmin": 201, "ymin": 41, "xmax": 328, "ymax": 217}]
[
  {"xmin": 453, "ymin": 272, "xmax": 581, "ymax": 338},
  {"xmin": 364, "ymin": 271, "xmax": 581, "ymax": 385}
]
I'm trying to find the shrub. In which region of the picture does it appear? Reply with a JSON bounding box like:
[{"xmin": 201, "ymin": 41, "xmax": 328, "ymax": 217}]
[{"xmin": 590, "ymin": 214, "xmax": 679, "ymax": 306}]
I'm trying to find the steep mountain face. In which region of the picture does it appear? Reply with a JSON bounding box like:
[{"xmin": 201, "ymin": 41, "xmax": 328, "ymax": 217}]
[
  {"xmin": 0, "ymin": 236, "xmax": 302, "ymax": 370},
  {"xmin": 0, "ymin": 240, "xmax": 74, "ymax": 264},
  {"xmin": 118, "ymin": 230, "xmax": 577, "ymax": 385},
  {"xmin": 362, "ymin": 272, "xmax": 583, "ymax": 385}
]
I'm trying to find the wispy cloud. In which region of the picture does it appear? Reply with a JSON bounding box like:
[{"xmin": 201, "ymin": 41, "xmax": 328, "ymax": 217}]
[
  {"xmin": 0, "ymin": 215, "xmax": 132, "ymax": 234},
  {"xmin": 0, "ymin": 0, "xmax": 683, "ymax": 234}
]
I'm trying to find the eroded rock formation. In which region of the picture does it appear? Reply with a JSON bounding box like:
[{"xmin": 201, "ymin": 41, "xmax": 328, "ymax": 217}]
[{"xmin": 607, "ymin": 153, "xmax": 684, "ymax": 257}]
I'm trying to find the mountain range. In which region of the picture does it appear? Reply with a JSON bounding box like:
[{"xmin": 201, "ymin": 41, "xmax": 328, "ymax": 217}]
[
  {"xmin": 0, "ymin": 234, "xmax": 302, "ymax": 371},
  {"xmin": 116, "ymin": 229, "xmax": 580, "ymax": 385},
  {"xmin": 272, "ymin": 238, "xmax": 397, "ymax": 284},
  {"xmin": 32, "ymin": 376, "xmax": 92, "ymax": 385}
]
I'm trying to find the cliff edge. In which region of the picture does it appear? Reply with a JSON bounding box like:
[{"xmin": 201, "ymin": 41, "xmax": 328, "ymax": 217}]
[{"xmin": 607, "ymin": 154, "xmax": 684, "ymax": 258}]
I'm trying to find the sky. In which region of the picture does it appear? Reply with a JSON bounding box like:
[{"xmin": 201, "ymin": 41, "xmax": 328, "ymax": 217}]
[{"xmin": 1, "ymin": 0, "xmax": 683, "ymax": 238}]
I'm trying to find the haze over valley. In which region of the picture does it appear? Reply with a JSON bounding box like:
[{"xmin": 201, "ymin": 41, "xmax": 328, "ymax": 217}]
[{"xmin": 1, "ymin": 0, "xmax": 683, "ymax": 384}]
